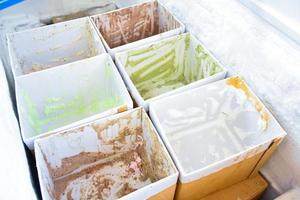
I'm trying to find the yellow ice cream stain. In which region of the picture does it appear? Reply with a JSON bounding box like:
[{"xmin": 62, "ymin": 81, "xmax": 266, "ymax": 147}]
[{"xmin": 226, "ymin": 76, "xmax": 269, "ymax": 130}]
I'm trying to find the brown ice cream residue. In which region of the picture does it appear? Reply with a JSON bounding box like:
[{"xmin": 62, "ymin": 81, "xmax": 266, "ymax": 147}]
[
  {"xmin": 92, "ymin": 1, "xmax": 180, "ymax": 49},
  {"xmin": 54, "ymin": 150, "xmax": 151, "ymax": 200},
  {"xmin": 40, "ymin": 110, "xmax": 172, "ymax": 200},
  {"xmin": 226, "ymin": 77, "xmax": 269, "ymax": 130}
]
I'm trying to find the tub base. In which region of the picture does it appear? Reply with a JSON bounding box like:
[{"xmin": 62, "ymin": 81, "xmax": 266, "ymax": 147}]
[
  {"xmin": 149, "ymin": 184, "xmax": 176, "ymax": 200},
  {"xmin": 200, "ymin": 174, "xmax": 268, "ymax": 200},
  {"xmin": 174, "ymin": 137, "xmax": 283, "ymax": 200},
  {"xmin": 174, "ymin": 151, "xmax": 265, "ymax": 200}
]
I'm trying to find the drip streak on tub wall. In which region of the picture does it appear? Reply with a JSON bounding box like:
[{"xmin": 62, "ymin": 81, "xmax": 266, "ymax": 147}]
[{"xmin": 121, "ymin": 34, "xmax": 223, "ymax": 100}]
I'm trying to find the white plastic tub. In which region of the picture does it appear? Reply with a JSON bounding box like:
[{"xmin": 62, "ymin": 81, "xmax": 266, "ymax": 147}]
[
  {"xmin": 16, "ymin": 54, "xmax": 132, "ymax": 149},
  {"xmin": 35, "ymin": 107, "xmax": 178, "ymax": 200},
  {"xmin": 7, "ymin": 17, "xmax": 105, "ymax": 76},
  {"xmin": 90, "ymin": 0, "xmax": 185, "ymax": 58},
  {"xmin": 149, "ymin": 76, "xmax": 286, "ymax": 198},
  {"xmin": 115, "ymin": 33, "xmax": 227, "ymax": 110}
]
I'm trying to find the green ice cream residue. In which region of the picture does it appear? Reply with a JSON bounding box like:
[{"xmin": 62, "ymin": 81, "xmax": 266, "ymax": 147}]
[
  {"xmin": 122, "ymin": 34, "xmax": 223, "ymax": 100},
  {"xmin": 23, "ymin": 92, "xmax": 46, "ymax": 134},
  {"xmin": 22, "ymin": 91, "xmax": 122, "ymax": 137}
]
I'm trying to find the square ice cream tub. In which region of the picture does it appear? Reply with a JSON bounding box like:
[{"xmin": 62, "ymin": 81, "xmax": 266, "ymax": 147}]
[
  {"xmin": 90, "ymin": 0, "xmax": 185, "ymax": 58},
  {"xmin": 16, "ymin": 54, "xmax": 132, "ymax": 150},
  {"xmin": 115, "ymin": 33, "xmax": 227, "ymax": 110},
  {"xmin": 35, "ymin": 107, "xmax": 178, "ymax": 200},
  {"xmin": 7, "ymin": 17, "xmax": 105, "ymax": 76},
  {"xmin": 149, "ymin": 76, "xmax": 286, "ymax": 199}
]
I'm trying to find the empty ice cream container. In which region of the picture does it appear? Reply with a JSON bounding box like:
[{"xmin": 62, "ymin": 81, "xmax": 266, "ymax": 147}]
[
  {"xmin": 91, "ymin": 0, "xmax": 185, "ymax": 58},
  {"xmin": 7, "ymin": 17, "xmax": 105, "ymax": 76},
  {"xmin": 16, "ymin": 54, "xmax": 132, "ymax": 149},
  {"xmin": 115, "ymin": 33, "xmax": 227, "ymax": 110},
  {"xmin": 149, "ymin": 76, "xmax": 286, "ymax": 199},
  {"xmin": 35, "ymin": 107, "xmax": 178, "ymax": 200}
]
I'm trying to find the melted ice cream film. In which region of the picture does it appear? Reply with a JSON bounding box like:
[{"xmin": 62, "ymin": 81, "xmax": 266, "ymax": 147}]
[{"xmin": 119, "ymin": 33, "xmax": 223, "ymax": 100}]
